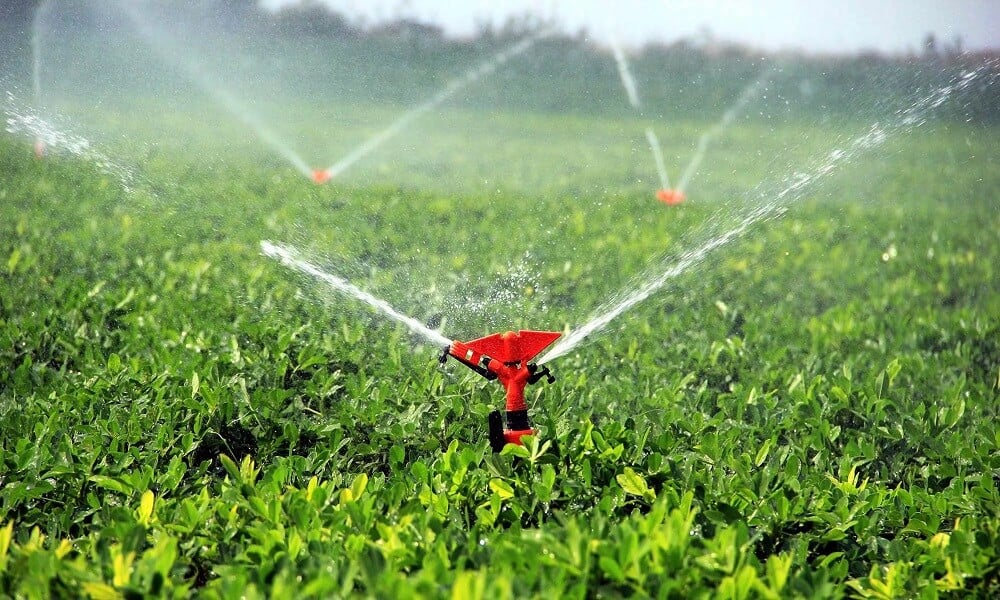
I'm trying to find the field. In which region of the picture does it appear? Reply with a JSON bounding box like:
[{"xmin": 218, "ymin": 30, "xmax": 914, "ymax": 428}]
[{"xmin": 2, "ymin": 10, "xmax": 1000, "ymax": 598}]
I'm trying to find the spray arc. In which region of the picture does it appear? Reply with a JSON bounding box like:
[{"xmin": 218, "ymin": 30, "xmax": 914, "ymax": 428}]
[
  {"xmin": 610, "ymin": 35, "xmax": 775, "ymax": 205},
  {"xmin": 609, "ymin": 37, "xmax": 679, "ymax": 203},
  {"xmin": 262, "ymin": 241, "xmax": 561, "ymax": 452}
]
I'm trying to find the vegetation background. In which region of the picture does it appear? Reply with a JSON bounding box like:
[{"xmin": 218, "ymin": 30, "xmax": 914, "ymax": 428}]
[{"xmin": 1, "ymin": 1, "xmax": 998, "ymax": 597}]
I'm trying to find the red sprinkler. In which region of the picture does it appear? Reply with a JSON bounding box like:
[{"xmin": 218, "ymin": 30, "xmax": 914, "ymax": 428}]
[
  {"xmin": 440, "ymin": 330, "xmax": 560, "ymax": 452},
  {"xmin": 33, "ymin": 139, "xmax": 47, "ymax": 159},
  {"xmin": 311, "ymin": 169, "xmax": 332, "ymax": 184},
  {"xmin": 656, "ymin": 188, "xmax": 685, "ymax": 205}
]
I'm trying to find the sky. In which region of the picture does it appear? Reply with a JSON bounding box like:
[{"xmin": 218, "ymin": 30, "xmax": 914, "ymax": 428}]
[{"xmin": 260, "ymin": 0, "xmax": 1000, "ymax": 56}]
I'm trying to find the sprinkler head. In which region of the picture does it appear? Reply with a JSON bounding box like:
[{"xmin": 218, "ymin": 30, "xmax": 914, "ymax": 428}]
[
  {"xmin": 311, "ymin": 169, "xmax": 332, "ymax": 184},
  {"xmin": 656, "ymin": 189, "xmax": 685, "ymax": 205},
  {"xmin": 33, "ymin": 139, "xmax": 47, "ymax": 159}
]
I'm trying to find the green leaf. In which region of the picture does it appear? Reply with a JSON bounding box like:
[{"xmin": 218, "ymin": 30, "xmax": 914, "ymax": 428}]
[
  {"xmin": 539, "ymin": 464, "xmax": 556, "ymax": 500},
  {"xmin": 137, "ymin": 490, "xmax": 155, "ymax": 526},
  {"xmin": 765, "ymin": 553, "xmax": 792, "ymax": 593},
  {"xmin": 81, "ymin": 582, "xmax": 120, "ymax": 600},
  {"xmin": 599, "ymin": 556, "xmax": 625, "ymax": 582},
  {"xmin": 500, "ymin": 443, "xmax": 531, "ymax": 459},
  {"xmin": 350, "ymin": 473, "xmax": 369, "ymax": 500},
  {"xmin": 617, "ymin": 467, "xmax": 650, "ymax": 499},
  {"xmin": 884, "ymin": 358, "xmax": 902, "ymax": 386},
  {"xmin": 89, "ymin": 475, "xmax": 132, "ymax": 494},
  {"xmin": 830, "ymin": 386, "xmax": 849, "ymax": 402},
  {"xmin": 389, "ymin": 444, "xmax": 405, "ymax": 465},
  {"xmin": 0, "ymin": 520, "xmax": 12, "ymax": 572},
  {"xmin": 489, "ymin": 478, "xmax": 514, "ymax": 499},
  {"xmin": 6, "ymin": 247, "xmax": 20, "ymax": 275},
  {"xmin": 218, "ymin": 454, "xmax": 241, "ymax": 482},
  {"xmin": 754, "ymin": 438, "xmax": 774, "ymax": 467}
]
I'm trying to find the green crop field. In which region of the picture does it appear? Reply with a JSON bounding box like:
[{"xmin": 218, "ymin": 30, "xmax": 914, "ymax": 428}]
[{"xmin": 2, "ymin": 5, "xmax": 1000, "ymax": 598}]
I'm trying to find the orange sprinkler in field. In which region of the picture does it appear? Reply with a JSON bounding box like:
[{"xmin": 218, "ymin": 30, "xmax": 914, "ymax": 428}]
[
  {"xmin": 440, "ymin": 330, "xmax": 559, "ymax": 452},
  {"xmin": 312, "ymin": 169, "xmax": 332, "ymax": 184},
  {"xmin": 656, "ymin": 188, "xmax": 685, "ymax": 205}
]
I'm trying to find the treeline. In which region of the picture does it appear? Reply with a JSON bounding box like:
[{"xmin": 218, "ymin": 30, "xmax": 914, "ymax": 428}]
[
  {"xmin": 234, "ymin": 2, "xmax": 999, "ymax": 123},
  {"xmin": 2, "ymin": 0, "xmax": 997, "ymax": 123}
]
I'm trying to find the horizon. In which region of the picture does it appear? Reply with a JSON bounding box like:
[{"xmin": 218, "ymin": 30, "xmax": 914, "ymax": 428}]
[{"xmin": 260, "ymin": 0, "xmax": 999, "ymax": 57}]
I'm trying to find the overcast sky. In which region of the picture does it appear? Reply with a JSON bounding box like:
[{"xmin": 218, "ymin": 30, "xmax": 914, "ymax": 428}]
[{"xmin": 260, "ymin": 0, "xmax": 999, "ymax": 55}]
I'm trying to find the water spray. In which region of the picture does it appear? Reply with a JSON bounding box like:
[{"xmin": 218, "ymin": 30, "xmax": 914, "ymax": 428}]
[
  {"xmin": 261, "ymin": 241, "xmax": 449, "ymax": 347},
  {"xmin": 539, "ymin": 67, "xmax": 990, "ymax": 364},
  {"xmin": 262, "ymin": 241, "xmax": 559, "ymax": 451},
  {"xmin": 675, "ymin": 65, "xmax": 776, "ymax": 194},
  {"xmin": 30, "ymin": 0, "xmax": 53, "ymax": 157},
  {"xmin": 117, "ymin": 1, "xmax": 313, "ymax": 178},
  {"xmin": 54, "ymin": 3, "xmax": 548, "ymax": 185},
  {"xmin": 324, "ymin": 28, "xmax": 554, "ymax": 179},
  {"xmin": 5, "ymin": 95, "xmax": 139, "ymax": 191},
  {"xmin": 610, "ymin": 36, "xmax": 642, "ymax": 110},
  {"xmin": 645, "ymin": 127, "xmax": 675, "ymax": 199},
  {"xmin": 609, "ymin": 37, "xmax": 679, "ymax": 204}
]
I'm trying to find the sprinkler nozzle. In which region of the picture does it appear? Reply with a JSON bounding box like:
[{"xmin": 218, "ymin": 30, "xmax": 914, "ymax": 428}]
[{"xmin": 656, "ymin": 189, "xmax": 685, "ymax": 205}]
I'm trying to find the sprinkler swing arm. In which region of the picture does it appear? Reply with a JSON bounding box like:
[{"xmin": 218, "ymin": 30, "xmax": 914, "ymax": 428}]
[
  {"xmin": 439, "ymin": 346, "xmax": 555, "ymax": 384},
  {"xmin": 439, "ymin": 330, "xmax": 560, "ymax": 452}
]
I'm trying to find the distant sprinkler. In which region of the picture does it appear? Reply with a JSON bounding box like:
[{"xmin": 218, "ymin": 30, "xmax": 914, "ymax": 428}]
[
  {"xmin": 33, "ymin": 139, "xmax": 47, "ymax": 159},
  {"xmin": 656, "ymin": 189, "xmax": 685, "ymax": 206},
  {"xmin": 311, "ymin": 169, "xmax": 332, "ymax": 184}
]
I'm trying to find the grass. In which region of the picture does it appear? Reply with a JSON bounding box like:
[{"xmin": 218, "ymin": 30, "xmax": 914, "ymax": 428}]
[{"xmin": 1, "ymin": 33, "xmax": 999, "ymax": 598}]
